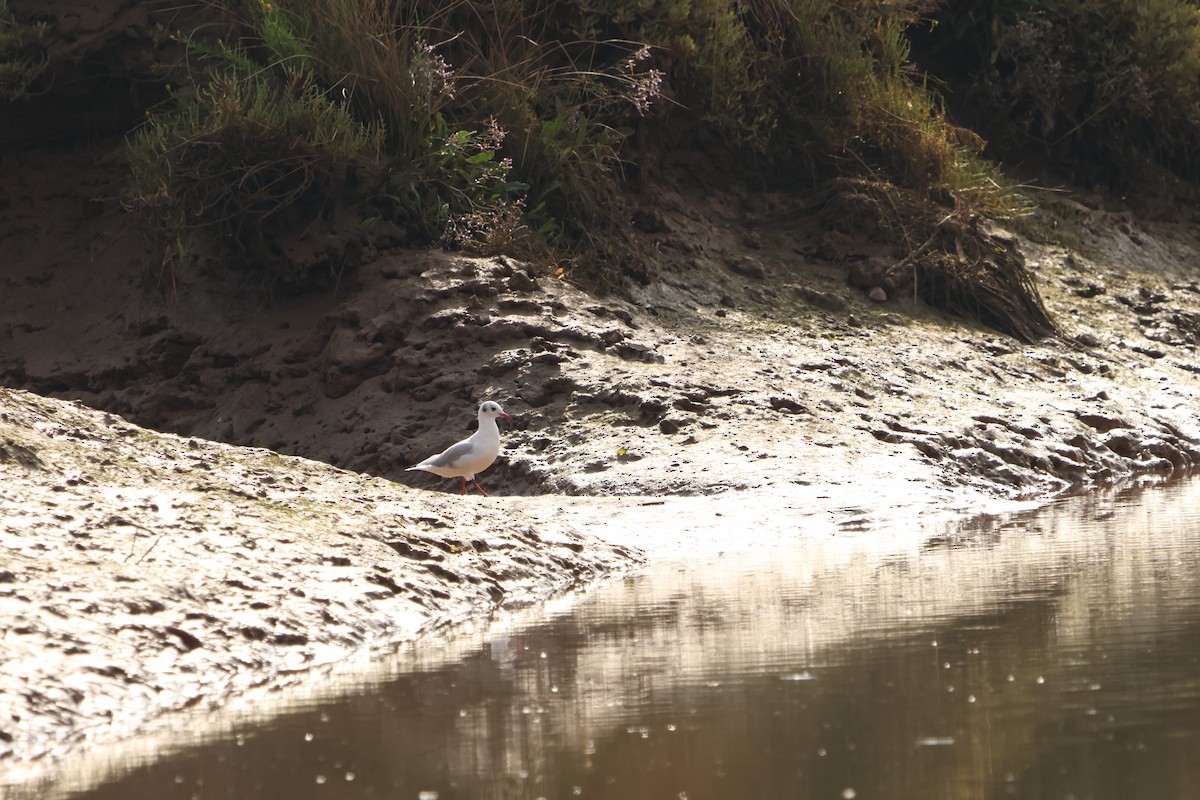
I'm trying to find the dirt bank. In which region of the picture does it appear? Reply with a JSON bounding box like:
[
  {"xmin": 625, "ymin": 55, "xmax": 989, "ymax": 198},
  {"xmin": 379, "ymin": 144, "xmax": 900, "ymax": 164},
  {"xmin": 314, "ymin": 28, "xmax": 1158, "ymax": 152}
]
[
  {"xmin": 5, "ymin": 148, "xmax": 1200, "ymax": 788},
  {"xmin": 5, "ymin": 0, "xmax": 1200, "ymax": 790},
  {"xmin": 6, "ymin": 65, "xmax": 1200, "ymax": 793},
  {"xmin": 4, "ymin": 141, "xmax": 1200, "ymax": 502}
]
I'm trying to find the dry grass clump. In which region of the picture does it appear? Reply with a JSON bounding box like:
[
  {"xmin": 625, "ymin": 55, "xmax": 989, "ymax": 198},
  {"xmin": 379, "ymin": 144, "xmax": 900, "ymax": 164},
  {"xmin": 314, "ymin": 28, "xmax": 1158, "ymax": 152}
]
[
  {"xmin": 826, "ymin": 177, "xmax": 1057, "ymax": 343},
  {"xmin": 0, "ymin": 0, "xmax": 47, "ymax": 100}
]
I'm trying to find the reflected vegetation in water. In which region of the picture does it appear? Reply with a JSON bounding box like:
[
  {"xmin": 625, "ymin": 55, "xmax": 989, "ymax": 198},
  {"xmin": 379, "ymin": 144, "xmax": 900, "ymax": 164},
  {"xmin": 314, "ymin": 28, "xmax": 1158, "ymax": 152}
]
[{"xmin": 32, "ymin": 480, "xmax": 1200, "ymax": 799}]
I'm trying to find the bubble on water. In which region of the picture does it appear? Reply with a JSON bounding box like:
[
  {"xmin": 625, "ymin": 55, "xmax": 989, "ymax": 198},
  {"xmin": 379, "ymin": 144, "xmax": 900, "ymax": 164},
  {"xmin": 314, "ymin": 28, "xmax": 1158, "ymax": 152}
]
[
  {"xmin": 779, "ymin": 672, "xmax": 815, "ymax": 681},
  {"xmin": 344, "ymin": 772, "xmax": 356, "ymax": 781},
  {"xmin": 418, "ymin": 792, "xmax": 439, "ymax": 800},
  {"xmin": 1036, "ymin": 676, "xmax": 1045, "ymax": 684},
  {"xmin": 915, "ymin": 737, "xmax": 956, "ymax": 747},
  {"xmin": 304, "ymin": 732, "xmax": 314, "ymax": 742},
  {"xmin": 843, "ymin": 789, "xmax": 857, "ymax": 799},
  {"xmin": 314, "ymin": 775, "xmax": 326, "ymax": 785}
]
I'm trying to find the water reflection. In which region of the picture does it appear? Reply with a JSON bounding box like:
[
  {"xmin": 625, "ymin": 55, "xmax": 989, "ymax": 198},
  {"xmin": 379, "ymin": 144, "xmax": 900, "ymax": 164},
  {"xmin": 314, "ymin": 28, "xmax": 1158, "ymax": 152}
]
[{"xmin": 28, "ymin": 480, "xmax": 1200, "ymax": 799}]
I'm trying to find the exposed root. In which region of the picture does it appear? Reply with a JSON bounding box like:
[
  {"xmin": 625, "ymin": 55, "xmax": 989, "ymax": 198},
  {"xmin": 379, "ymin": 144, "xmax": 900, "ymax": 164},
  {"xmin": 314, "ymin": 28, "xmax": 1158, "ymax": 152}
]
[{"xmin": 826, "ymin": 177, "xmax": 1060, "ymax": 342}]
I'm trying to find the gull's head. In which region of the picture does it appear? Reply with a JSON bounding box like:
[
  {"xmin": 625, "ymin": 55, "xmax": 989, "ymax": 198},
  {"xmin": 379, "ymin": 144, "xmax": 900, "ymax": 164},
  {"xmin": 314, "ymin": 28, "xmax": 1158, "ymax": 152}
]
[{"xmin": 479, "ymin": 401, "xmax": 511, "ymax": 421}]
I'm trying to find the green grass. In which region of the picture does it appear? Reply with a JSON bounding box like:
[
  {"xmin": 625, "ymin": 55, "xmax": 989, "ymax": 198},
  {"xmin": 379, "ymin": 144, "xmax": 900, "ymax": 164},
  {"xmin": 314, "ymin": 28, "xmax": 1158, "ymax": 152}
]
[
  {"xmin": 0, "ymin": 0, "xmax": 48, "ymax": 100},
  {"xmin": 110, "ymin": 0, "xmax": 1200, "ymax": 337},
  {"xmin": 920, "ymin": 0, "xmax": 1200, "ymax": 184}
]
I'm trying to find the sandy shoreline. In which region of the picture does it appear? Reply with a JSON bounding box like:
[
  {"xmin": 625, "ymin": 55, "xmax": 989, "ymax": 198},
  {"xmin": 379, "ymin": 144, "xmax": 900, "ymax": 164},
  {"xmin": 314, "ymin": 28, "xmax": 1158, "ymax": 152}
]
[{"xmin": 6, "ymin": 189, "xmax": 1200, "ymax": 786}]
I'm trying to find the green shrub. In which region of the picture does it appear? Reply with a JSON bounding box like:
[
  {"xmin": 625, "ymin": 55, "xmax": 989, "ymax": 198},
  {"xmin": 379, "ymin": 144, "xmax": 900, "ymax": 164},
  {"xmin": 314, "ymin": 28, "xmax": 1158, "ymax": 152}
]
[
  {"xmin": 126, "ymin": 0, "xmax": 1056, "ymax": 339},
  {"xmin": 129, "ymin": 0, "xmax": 660, "ymax": 283},
  {"xmin": 928, "ymin": 0, "xmax": 1200, "ymax": 183},
  {"xmin": 126, "ymin": 61, "xmax": 384, "ymax": 288}
]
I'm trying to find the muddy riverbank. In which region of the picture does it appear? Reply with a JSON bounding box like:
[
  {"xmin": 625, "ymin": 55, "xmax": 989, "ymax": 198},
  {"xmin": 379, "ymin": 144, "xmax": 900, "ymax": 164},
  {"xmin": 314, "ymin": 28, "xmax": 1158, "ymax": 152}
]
[{"xmin": 4, "ymin": 136, "xmax": 1200, "ymax": 785}]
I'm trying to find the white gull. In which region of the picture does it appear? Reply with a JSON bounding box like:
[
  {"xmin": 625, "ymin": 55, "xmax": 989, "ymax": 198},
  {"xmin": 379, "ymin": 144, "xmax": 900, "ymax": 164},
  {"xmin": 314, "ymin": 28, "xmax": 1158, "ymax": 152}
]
[{"xmin": 406, "ymin": 401, "xmax": 511, "ymax": 496}]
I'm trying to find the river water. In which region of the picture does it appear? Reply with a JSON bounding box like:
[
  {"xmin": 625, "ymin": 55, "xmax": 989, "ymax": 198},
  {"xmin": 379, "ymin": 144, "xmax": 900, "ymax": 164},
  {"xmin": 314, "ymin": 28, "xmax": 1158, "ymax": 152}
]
[{"xmin": 30, "ymin": 478, "xmax": 1200, "ymax": 799}]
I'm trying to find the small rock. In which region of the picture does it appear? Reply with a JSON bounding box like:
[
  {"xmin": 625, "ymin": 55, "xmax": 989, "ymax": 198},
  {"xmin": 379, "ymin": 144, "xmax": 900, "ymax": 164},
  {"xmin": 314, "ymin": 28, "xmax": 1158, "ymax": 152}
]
[
  {"xmin": 674, "ymin": 398, "xmax": 707, "ymax": 413},
  {"xmin": 794, "ymin": 286, "xmax": 851, "ymax": 312},
  {"xmin": 505, "ymin": 271, "xmax": 540, "ymax": 292},
  {"xmin": 659, "ymin": 417, "xmax": 688, "ymax": 435},
  {"xmin": 817, "ymin": 229, "xmax": 861, "ymax": 262},
  {"xmin": 614, "ymin": 341, "xmax": 663, "ymax": 363},
  {"xmin": 632, "ymin": 208, "xmax": 669, "ymax": 233},
  {"xmin": 768, "ymin": 396, "xmax": 807, "ymax": 414},
  {"xmin": 725, "ymin": 255, "xmax": 767, "ymax": 280},
  {"xmin": 868, "ymin": 287, "xmax": 888, "ymax": 302},
  {"xmin": 1075, "ymin": 412, "xmax": 1128, "ymax": 432}
]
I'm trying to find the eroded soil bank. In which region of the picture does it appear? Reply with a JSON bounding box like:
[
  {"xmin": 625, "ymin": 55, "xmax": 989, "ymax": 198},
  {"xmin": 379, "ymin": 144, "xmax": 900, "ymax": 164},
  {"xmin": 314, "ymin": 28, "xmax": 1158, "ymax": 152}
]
[{"xmin": 4, "ymin": 139, "xmax": 1200, "ymax": 786}]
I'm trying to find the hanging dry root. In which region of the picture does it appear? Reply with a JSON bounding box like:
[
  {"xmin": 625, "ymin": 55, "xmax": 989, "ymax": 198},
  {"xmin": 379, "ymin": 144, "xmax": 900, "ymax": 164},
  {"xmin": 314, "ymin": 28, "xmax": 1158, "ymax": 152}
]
[{"xmin": 825, "ymin": 177, "xmax": 1059, "ymax": 343}]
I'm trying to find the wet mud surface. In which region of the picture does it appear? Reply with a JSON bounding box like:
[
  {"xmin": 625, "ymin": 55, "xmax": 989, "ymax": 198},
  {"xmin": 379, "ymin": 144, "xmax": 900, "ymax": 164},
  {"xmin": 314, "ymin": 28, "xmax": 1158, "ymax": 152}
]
[
  {"xmin": 5, "ymin": 126, "xmax": 1200, "ymax": 790},
  {"xmin": 0, "ymin": 387, "xmax": 640, "ymax": 773},
  {"xmin": 4, "ymin": 208, "xmax": 1200, "ymax": 785}
]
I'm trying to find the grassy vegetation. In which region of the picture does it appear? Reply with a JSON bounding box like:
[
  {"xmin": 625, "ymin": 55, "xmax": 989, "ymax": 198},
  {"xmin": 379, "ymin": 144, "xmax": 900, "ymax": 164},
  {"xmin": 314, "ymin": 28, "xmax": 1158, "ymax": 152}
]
[
  {"xmin": 0, "ymin": 0, "xmax": 47, "ymax": 100},
  {"xmin": 109, "ymin": 0, "xmax": 1200, "ymax": 337},
  {"xmin": 920, "ymin": 0, "xmax": 1200, "ymax": 185}
]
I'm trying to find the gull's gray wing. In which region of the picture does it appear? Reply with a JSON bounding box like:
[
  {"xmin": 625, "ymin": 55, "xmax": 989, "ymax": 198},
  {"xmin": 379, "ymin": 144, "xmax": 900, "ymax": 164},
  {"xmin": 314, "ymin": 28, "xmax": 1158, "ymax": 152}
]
[{"xmin": 425, "ymin": 439, "xmax": 476, "ymax": 469}]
